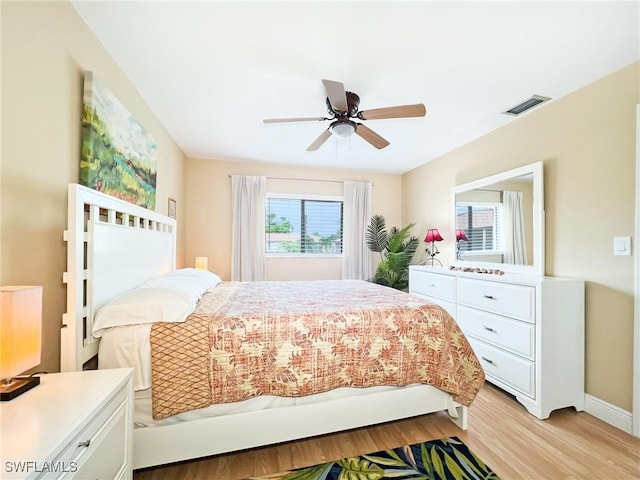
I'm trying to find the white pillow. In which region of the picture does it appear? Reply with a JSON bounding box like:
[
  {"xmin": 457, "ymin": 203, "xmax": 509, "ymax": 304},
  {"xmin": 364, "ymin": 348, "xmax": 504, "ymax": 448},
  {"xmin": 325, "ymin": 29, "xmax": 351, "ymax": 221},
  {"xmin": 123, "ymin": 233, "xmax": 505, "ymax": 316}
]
[
  {"xmin": 92, "ymin": 287, "xmax": 196, "ymax": 338},
  {"xmin": 91, "ymin": 269, "xmax": 222, "ymax": 338},
  {"xmin": 140, "ymin": 274, "xmax": 216, "ymax": 303},
  {"xmin": 163, "ymin": 268, "xmax": 221, "ymax": 286}
]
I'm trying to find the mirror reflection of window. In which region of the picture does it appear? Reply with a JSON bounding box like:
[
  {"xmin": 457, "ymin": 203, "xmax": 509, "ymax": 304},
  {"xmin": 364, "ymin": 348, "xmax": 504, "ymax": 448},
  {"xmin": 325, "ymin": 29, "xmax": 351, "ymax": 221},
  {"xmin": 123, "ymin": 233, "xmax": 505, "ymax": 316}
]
[{"xmin": 455, "ymin": 203, "xmax": 503, "ymax": 261}]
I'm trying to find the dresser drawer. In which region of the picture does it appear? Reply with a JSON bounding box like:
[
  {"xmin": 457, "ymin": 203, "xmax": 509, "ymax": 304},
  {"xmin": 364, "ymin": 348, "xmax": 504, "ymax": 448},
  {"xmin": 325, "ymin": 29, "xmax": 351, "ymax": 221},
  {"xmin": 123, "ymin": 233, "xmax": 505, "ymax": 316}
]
[
  {"xmin": 469, "ymin": 338, "xmax": 535, "ymax": 398},
  {"xmin": 457, "ymin": 278, "xmax": 535, "ymax": 323},
  {"xmin": 409, "ymin": 269, "xmax": 455, "ymax": 302},
  {"xmin": 457, "ymin": 305, "xmax": 534, "ymax": 360},
  {"xmin": 52, "ymin": 383, "xmax": 129, "ymax": 479}
]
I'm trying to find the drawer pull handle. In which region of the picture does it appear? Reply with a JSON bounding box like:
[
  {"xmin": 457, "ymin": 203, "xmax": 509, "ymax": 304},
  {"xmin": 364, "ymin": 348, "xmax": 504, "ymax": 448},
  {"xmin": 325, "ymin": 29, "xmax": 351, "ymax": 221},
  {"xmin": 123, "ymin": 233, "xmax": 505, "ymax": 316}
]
[
  {"xmin": 481, "ymin": 356, "xmax": 495, "ymax": 365},
  {"xmin": 483, "ymin": 326, "xmax": 496, "ymax": 333},
  {"xmin": 427, "ymin": 283, "xmax": 436, "ymax": 287},
  {"xmin": 483, "ymin": 295, "xmax": 497, "ymax": 300},
  {"xmin": 77, "ymin": 440, "xmax": 91, "ymax": 448}
]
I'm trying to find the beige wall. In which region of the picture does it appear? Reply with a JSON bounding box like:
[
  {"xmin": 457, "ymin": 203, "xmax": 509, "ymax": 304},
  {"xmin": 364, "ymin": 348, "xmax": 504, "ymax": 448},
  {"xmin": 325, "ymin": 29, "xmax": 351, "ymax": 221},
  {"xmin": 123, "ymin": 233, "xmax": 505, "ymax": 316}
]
[
  {"xmin": 185, "ymin": 158, "xmax": 402, "ymax": 281},
  {"xmin": 403, "ymin": 62, "xmax": 640, "ymax": 411},
  {"xmin": 1, "ymin": 1, "xmax": 187, "ymax": 373}
]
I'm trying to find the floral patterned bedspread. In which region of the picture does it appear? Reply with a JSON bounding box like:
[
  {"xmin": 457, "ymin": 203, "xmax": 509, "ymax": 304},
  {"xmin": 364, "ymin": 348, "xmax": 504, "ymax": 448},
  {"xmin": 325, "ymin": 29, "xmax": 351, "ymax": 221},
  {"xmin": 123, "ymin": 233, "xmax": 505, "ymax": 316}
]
[{"xmin": 149, "ymin": 280, "xmax": 484, "ymax": 420}]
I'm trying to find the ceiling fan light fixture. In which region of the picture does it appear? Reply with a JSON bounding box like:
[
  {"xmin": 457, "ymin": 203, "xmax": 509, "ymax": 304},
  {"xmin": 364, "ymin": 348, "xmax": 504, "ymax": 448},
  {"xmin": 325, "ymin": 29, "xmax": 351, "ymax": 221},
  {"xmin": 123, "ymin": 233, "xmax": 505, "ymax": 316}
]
[
  {"xmin": 329, "ymin": 119, "xmax": 356, "ymax": 138},
  {"xmin": 267, "ymin": 79, "xmax": 425, "ymax": 151}
]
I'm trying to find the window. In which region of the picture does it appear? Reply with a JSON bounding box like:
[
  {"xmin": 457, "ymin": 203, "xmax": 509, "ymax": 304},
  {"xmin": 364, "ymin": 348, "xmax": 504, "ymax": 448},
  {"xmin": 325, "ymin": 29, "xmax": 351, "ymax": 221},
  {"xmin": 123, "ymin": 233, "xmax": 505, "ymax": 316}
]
[
  {"xmin": 455, "ymin": 203, "xmax": 503, "ymax": 255},
  {"xmin": 265, "ymin": 195, "xmax": 343, "ymax": 255}
]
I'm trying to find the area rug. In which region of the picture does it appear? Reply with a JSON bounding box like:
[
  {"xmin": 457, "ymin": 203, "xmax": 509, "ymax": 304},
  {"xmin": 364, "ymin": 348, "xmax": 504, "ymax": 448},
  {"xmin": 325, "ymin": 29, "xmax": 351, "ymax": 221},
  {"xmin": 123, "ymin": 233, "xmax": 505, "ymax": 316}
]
[{"xmin": 247, "ymin": 436, "xmax": 500, "ymax": 479}]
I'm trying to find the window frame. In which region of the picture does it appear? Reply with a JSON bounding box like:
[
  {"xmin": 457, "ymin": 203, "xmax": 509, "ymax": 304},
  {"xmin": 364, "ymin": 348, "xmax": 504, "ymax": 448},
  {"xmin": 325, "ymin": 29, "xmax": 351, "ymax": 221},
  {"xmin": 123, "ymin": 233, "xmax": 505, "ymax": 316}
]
[{"xmin": 265, "ymin": 193, "xmax": 344, "ymax": 258}]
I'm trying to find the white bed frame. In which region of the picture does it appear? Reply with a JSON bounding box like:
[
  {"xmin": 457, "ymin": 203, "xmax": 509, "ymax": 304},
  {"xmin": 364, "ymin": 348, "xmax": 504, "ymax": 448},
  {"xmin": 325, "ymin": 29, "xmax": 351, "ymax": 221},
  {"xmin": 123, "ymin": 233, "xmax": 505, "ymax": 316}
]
[{"xmin": 61, "ymin": 183, "xmax": 468, "ymax": 470}]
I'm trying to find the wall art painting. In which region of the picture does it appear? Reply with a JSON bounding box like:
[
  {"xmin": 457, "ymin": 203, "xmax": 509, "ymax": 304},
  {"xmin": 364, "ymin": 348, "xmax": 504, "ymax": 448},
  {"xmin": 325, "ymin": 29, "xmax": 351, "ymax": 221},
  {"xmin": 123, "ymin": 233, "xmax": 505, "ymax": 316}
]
[{"xmin": 80, "ymin": 71, "xmax": 158, "ymax": 209}]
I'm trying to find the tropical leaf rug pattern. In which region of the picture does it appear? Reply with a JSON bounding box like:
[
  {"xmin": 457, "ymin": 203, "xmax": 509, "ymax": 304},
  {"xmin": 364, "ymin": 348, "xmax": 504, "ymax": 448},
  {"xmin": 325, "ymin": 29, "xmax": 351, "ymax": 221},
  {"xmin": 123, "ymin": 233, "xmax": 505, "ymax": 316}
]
[{"xmin": 247, "ymin": 436, "xmax": 500, "ymax": 480}]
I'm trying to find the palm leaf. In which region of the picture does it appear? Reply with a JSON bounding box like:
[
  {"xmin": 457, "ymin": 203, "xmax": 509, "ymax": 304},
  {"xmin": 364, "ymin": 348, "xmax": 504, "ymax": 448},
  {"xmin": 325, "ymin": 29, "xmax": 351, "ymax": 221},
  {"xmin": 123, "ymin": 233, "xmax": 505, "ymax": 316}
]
[
  {"xmin": 365, "ymin": 214, "xmax": 388, "ymax": 253},
  {"xmin": 373, "ymin": 262, "xmax": 393, "ymax": 286},
  {"xmin": 444, "ymin": 453, "xmax": 470, "ymax": 479},
  {"xmin": 430, "ymin": 446, "xmax": 446, "ymax": 477},
  {"xmin": 420, "ymin": 443, "xmax": 434, "ymax": 478},
  {"xmin": 401, "ymin": 445, "xmax": 418, "ymax": 471},
  {"xmin": 452, "ymin": 447, "xmax": 487, "ymax": 479},
  {"xmin": 379, "ymin": 470, "xmax": 427, "ymax": 478},
  {"xmin": 401, "ymin": 236, "xmax": 420, "ymax": 260},
  {"xmin": 361, "ymin": 452, "xmax": 408, "ymax": 468},
  {"xmin": 384, "ymin": 253, "xmax": 410, "ymax": 280},
  {"xmin": 386, "ymin": 223, "xmax": 415, "ymax": 253},
  {"xmin": 336, "ymin": 457, "xmax": 384, "ymax": 479}
]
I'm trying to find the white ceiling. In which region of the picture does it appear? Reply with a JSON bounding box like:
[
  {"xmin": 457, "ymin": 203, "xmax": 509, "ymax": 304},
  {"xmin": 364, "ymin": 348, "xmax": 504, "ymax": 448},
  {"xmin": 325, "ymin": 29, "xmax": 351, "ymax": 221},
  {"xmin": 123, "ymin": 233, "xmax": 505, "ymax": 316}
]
[{"xmin": 71, "ymin": 1, "xmax": 639, "ymax": 174}]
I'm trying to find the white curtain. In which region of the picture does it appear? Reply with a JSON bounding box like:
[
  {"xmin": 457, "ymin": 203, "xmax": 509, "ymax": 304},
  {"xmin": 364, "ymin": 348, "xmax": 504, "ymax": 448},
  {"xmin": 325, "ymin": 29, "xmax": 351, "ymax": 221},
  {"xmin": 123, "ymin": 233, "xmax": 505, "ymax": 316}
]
[
  {"xmin": 342, "ymin": 181, "xmax": 373, "ymax": 280},
  {"xmin": 503, "ymin": 190, "xmax": 527, "ymax": 265},
  {"xmin": 231, "ymin": 175, "xmax": 266, "ymax": 281}
]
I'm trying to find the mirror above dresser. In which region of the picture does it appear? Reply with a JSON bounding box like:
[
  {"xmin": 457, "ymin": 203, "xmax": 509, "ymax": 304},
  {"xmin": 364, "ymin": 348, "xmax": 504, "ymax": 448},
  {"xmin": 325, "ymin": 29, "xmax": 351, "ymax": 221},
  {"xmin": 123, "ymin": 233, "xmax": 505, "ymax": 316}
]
[{"xmin": 451, "ymin": 161, "xmax": 544, "ymax": 276}]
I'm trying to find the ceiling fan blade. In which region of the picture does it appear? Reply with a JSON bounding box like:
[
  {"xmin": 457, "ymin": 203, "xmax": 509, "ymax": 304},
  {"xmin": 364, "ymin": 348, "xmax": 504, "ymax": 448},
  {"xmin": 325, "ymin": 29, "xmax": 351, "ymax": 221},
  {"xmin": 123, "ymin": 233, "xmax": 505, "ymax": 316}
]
[
  {"xmin": 306, "ymin": 129, "xmax": 332, "ymax": 151},
  {"xmin": 321, "ymin": 79, "xmax": 348, "ymax": 113},
  {"xmin": 263, "ymin": 116, "xmax": 326, "ymax": 124},
  {"xmin": 358, "ymin": 103, "xmax": 426, "ymax": 120},
  {"xmin": 355, "ymin": 124, "xmax": 390, "ymax": 149}
]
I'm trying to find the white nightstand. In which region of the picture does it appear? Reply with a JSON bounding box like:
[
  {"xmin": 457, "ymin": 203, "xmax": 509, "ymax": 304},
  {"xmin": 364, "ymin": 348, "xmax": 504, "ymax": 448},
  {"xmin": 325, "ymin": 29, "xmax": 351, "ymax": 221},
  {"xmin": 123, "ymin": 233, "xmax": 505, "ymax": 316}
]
[{"xmin": 0, "ymin": 369, "xmax": 133, "ymax": 479}]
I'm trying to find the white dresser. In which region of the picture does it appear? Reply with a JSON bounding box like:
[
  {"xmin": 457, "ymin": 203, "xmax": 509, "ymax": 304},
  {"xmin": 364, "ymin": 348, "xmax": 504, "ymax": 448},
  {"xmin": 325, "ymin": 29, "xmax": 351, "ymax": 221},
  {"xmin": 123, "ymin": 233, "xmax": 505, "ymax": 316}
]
[
  {"xmin": 409, "ymin": 265, "xmax": 584, "ymax": 419},
  {"xmin": 0, "ymin": 369, "xmax": 133, "ymax": 479}
]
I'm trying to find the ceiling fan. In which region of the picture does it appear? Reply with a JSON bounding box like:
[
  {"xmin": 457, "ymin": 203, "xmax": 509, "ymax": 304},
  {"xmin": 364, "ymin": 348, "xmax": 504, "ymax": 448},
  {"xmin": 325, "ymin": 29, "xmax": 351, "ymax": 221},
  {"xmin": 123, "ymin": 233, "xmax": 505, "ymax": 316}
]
[{"xmin": 263, "ymin": 79, "xmax": 426, "ymax": 151}]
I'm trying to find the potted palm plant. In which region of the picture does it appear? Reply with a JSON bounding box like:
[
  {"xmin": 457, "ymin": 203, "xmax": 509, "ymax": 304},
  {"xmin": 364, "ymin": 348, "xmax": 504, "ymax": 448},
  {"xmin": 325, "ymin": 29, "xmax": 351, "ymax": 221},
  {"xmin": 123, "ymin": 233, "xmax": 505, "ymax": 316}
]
[{"xmin": 365, "ymin": 214, "xmax": 419, "ymax": 291}]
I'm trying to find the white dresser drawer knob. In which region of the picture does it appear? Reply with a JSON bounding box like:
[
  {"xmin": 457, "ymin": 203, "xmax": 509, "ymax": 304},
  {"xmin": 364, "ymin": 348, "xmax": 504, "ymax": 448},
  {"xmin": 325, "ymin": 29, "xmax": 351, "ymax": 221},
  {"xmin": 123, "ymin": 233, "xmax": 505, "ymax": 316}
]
[
  {"xmin": 481, "ymin": 356, "xmax": 496, "ymax": 366},
  {"xmin": 483, "ymin": 295, "xmax": 497, "ymax": 300},
  {"xmin": 482, "ymin": 326, "xmax": 497, "ymax": 333},
  {"xmin": 77, "ymin": 439, "xmax": 91, "ymax": 448}
]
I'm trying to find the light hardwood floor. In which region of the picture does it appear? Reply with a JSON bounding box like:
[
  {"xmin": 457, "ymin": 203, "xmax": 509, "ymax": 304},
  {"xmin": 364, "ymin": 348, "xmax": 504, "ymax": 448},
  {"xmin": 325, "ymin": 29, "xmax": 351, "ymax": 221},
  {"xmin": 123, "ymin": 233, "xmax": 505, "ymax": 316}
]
[{"xmin": 134, "ymin": 384, "xmax": 640, "ymax": 479}]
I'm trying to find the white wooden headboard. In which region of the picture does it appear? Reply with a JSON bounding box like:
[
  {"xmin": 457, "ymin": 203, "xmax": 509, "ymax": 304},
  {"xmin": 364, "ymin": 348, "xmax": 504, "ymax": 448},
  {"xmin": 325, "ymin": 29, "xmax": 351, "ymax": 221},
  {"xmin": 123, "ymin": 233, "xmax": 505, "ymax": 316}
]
[{"xmin": 61, "ymin": 184, "xmax": 176, "ymax": 371}]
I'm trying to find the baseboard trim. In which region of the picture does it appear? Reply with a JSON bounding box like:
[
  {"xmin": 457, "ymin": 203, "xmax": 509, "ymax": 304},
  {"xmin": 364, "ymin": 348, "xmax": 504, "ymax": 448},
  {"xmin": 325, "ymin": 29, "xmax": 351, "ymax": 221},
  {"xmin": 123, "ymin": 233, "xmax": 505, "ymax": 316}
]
[{"xmin": 584, "ymin": 394, "xmax": 633, "ymax": 434}]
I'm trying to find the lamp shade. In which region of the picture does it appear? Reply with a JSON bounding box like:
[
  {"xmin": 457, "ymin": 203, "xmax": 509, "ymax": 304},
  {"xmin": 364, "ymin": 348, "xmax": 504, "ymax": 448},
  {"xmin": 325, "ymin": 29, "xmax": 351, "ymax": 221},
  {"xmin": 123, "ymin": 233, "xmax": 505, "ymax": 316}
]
[
  {"xmin": 0, "ymin": 286, "xmax": 42, "ymax": 380},
  {"xmin": 424, "ymin": 228, "xmax": 444, "ymax": 243},
  {"xmin": 329, "ymin": 120, "xmax": 356, "ymax": 138},
  {"xmin": 195, "ymin": 257, "xmax": 209, "ymax": 270},
  {"xmin": 456, "ymin": 229, "xmax": 469, "ymax": 241}
]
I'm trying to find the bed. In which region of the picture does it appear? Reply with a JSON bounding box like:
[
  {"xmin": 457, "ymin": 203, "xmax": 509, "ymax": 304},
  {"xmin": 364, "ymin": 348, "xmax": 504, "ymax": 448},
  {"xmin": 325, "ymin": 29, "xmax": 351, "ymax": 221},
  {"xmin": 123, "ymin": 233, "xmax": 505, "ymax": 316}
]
[{"xmin": 61, "ymin": 183, "xmax": 484, "ymax": 470}]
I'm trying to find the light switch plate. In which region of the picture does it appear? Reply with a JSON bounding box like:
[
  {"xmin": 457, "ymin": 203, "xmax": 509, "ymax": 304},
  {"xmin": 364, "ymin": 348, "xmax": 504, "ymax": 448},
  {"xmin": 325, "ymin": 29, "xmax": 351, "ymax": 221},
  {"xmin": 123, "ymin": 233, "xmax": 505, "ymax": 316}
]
[{"xmin": 613, "ymin": 236, "xmax": 632, "ymax": 256}]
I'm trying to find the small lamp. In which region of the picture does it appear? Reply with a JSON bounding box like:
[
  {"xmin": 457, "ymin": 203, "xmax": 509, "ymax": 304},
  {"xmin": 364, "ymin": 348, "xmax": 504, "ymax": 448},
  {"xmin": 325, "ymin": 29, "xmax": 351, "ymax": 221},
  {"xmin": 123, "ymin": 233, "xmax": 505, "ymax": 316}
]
[
  {"xmin": 194, "ymin": 257, "xmax": 209, "ymax": 271},
  {"xmin": 456, "ymin": 229, "xmax": 469, "ymax": 260},
  {"xmin": 0, "ymin": 286, "xmax": 43, "ymax": 401},
  {"xmin": 423, "ymin": 228, "xmax": 444, "ymax": 266}
]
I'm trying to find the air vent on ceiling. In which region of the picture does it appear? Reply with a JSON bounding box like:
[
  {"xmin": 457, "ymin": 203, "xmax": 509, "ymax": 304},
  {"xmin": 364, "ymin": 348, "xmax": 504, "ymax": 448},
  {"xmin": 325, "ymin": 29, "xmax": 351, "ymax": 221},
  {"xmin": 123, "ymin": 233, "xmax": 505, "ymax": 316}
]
[{"xmin": 503, "ymin": 95, "xmax": 551, "ymax": 116}]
